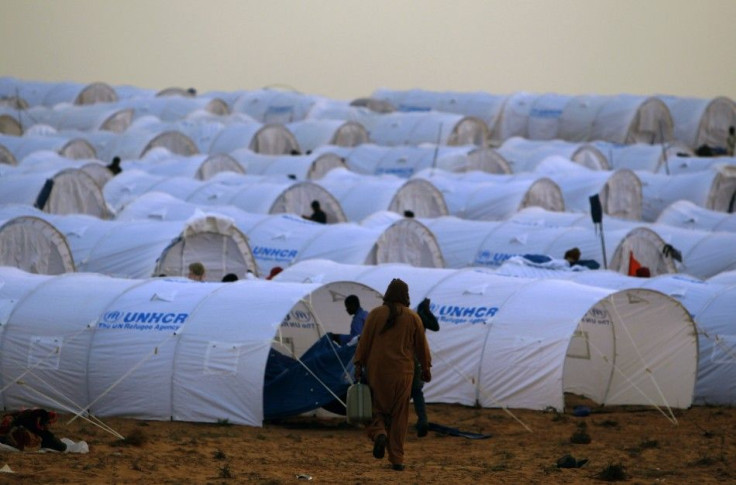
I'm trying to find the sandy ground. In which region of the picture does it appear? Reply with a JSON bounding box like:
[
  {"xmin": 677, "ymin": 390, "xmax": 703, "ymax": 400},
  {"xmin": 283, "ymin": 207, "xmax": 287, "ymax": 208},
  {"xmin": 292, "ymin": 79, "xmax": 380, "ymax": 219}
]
[{"xmin": 1, "ymin": 396, "xmax": 735, "ymax": 484}]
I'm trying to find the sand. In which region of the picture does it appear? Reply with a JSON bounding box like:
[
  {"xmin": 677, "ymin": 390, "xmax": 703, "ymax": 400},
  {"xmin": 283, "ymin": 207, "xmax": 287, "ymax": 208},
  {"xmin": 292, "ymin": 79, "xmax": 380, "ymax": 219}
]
[{"xmin": 1, "ymin": 396, "xmax": 735, "ymax": 484}]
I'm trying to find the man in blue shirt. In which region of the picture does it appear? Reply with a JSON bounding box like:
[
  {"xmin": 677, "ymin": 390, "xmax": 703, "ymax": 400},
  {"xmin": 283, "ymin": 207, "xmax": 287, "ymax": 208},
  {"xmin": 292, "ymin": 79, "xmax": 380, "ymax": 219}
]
[{"xmin": 330, "ymin": 294, "xmax": 367, "ymax": 346}]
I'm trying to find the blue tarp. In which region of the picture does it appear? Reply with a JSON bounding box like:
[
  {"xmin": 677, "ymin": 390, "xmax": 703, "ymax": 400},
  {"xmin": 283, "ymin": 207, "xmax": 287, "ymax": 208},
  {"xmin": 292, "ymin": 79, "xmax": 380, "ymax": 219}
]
[{"xmin": 264, "ymin": 335, "xmax": 356, "ymax": 419}]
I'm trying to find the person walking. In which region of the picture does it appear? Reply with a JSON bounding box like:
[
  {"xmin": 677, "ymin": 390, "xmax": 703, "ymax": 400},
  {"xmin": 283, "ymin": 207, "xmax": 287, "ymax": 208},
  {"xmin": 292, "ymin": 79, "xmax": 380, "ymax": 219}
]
[
  {"xmin": 412, "ymin": 297, "xmax": 439, "ymax": 437},
  {"xmin": 353, "ymin": 278, "xmax": 431, "ymax": 471}
]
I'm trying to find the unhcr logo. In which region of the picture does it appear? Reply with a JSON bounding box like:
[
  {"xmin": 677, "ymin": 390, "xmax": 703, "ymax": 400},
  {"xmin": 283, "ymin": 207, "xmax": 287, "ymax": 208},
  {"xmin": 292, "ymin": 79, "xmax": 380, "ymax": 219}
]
[
  {"xmin": 433, "ymin": 304, "xmax": 498, "ymax": 325},
  {"xmin": 98, "ymin": 310, "xmax": 189, "ymax": 331}
]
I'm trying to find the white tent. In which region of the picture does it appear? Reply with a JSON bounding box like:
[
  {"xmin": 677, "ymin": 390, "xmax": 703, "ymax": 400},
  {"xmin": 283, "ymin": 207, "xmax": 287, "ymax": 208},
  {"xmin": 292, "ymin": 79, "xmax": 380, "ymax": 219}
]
[
  {"xmin": 493, "ymin": 264, "xmax": 736, "ymax": 406},
  {"xmin": 122, "ymin": 149, "xmax": 245, "ymax": 180},
  {"xmin": 590, "ymin": 140, "xmax": 694, "ymax": 173},
  {"xmin": 115, "ymin": 192, "xmax": 445, "ymax": 274},
  {"xmin": 116, "ymin": 95, "xmax": 231, "ymax": 123},
  {"xmin": 657, "ymin": 200, "xmax": 736, "ymax": 232},
  {"xmin": 0, "ymin": 267, "xmax": 385, "ymax": 425},
  {"xmin": 3, "ymin": 208, "xmax": 257, "ymax": 280},
  {"xmin": 530, "ymin": 157, "xmax": 642, "ymax": 220},
  {"xmin": 103, "ymin": 170, "xmax": 347, "ymax": 222},
  {"xmin": 497, "ymin": 137, "xmax": 609, "ymax": 172},
  {"xmin": 95, "ymin": 127, "xmax": 200, "ymax": 162},
  {"xmin": 208, "ymin": 121, "xmax": 301, "ymax": 156},
  {"xmin": 275, "ymin": 260, "xmax": 697, "ymax": 413},
  {"xmin": 507, "ymin": 207, "xmax": 736, "ymax": 279},
  {"xmin": 411, "ymin": 168, "xmax": 565, "ymax": 220},
  {"xmin": 315, "ymin": 168, "xmax": 449, "ymax": 220},
  {"xmin": 286, "ymin": 119, "xmax": 369, "ymax": 153},
  {"xmin": 316, "ymin": 143, "xmax": 510, "ymax": 176},
  {"xmin": 559, "ymin": 94, "xmax": 674, "ymax": 144},
  {"xmin": 0, "ymin": 213, "xmax": 75, "ymax": 274},
  {"xmin": 14, "ymin": 104, "xmax": 133, "ymax": 133},
  {"xmin": 231, "ymin": 89, "xmax": 325, "ymax": 123},
  {"xmin": 659, "ymin": 95, "xmax": 736, "ymax": 151},
  {"xmin": 637, "ymin": 165, "xmax": 736, "ymax": 221},
  {"xmin": 371, "ymin": 89, "xmax": 506, "ymax": 139},
  {"xmin": 0, "ymin": 168, "xmax": 111, "ymax": 218},
  {"xmin": 229, "ymin": 148, "xmax": 345, "ymax": 180},
  {"xmin": 0, "ymin": 77, "xmax": 118, "ymax": 107},
  {"xmin": 368, "ymin": 111, "xmax": 488, "ymax": 147},
  {"xmin": 0, "ymin": 132, "xmax": 97, "ymax": 161}
]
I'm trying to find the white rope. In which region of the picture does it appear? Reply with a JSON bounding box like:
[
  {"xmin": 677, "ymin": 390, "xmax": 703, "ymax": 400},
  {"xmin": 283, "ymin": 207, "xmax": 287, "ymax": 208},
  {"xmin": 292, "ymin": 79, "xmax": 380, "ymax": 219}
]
[
  {"xmin": 603, "ymin": 294, "xmax": 678, "ymax": 424},
  {"xmin": 272, "ymin": 340, "xmax": 347, "ymax": 408},
  {"xmin": 427, "ymin": 339, "xmax": 533, "ymax": 433},
  {"xmin": 299, "ymin": 295, "xmax": 354, "ymax": 385},
  {"xmin": 15, "ymin": 379, "xmax": 124, "ymax": 439},
  {"xmin": 69, "ymin": 333, "xmax": 176, "ymax": 425}
]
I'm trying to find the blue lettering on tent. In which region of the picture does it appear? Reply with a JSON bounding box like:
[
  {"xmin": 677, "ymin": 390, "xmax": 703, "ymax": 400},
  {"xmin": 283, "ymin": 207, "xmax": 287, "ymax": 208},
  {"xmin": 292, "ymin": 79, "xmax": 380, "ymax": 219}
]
[
  {"xmin": 435, "ymin": 305, "xmax": 498, "ymax": 325},
  {"xmin": 376, "ymin": 167, "xmax": 414, "ymax": 177},
  {"xmin": 253, "ymin": 246, "xmax": 298, "ymax": 262},
  {"xmin": 529, "ymin": 108, "xmax": 562, "ymax": 119},
  {"xmin": 99, "ymin": 311, "xmax": 188, "ymax": 330},
  {"xmin": 474, "ymin": 250, "xmax": 518, "ymax": 267}
]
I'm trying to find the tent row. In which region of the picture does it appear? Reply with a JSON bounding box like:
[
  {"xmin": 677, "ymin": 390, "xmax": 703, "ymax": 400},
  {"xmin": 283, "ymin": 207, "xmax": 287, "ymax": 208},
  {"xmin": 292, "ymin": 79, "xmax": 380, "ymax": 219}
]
[
  {"xmin": 274, "ymin": 259, "xmax": 697, "ymax": 414},
  {"xmin": 0, "ymin": 263, "xmax": 696, "ymax": 426},
  {"xmin": 0, "ymin": 201, "xmax": 446, "ymax": 278},
  {"xmin": 0, "ymin": 266, "xmax": 384, "ymax": 425},
  {"xmin": 102, "ymin": 167, "xmax": 567, "ymax": 223},
  {"xmin": 371, "ymin": 89, "xmax": 736, "ymax": 150}
]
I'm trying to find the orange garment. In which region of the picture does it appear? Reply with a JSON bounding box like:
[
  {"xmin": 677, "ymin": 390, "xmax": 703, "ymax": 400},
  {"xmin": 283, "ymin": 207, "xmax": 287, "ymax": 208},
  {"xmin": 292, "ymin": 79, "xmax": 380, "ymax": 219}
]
[{"xmin": 354, "ymin": 304, "xmax": 431, "ymax": 465}]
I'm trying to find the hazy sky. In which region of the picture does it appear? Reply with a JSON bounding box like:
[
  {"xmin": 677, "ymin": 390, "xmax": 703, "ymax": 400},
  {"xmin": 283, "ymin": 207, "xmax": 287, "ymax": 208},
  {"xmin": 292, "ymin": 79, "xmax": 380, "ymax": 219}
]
[{"xmin": 2, "ymin": 0, "xmax": 735, "ymax": 101}]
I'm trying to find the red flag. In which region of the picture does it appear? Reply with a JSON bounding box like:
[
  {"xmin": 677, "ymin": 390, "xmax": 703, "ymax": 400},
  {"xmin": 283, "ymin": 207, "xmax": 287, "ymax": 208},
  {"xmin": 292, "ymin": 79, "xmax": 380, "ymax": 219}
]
[{"xmin": 628, "ymin": 251, "xmax": 642, "ymax": 276}]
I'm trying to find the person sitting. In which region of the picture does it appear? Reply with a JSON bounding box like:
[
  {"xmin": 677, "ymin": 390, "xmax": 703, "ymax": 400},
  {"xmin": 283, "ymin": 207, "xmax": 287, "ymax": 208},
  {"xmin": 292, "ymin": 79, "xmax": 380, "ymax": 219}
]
[
  {"xmin": 303, "ymin": 200, "xmax": 327, "ymax": 224},
  {"xmin": 564, "ymin": 247, "xmax": 600, "ymax": 270},
  {"xmin": 106, "ymin": 156, "xmax": 122, "ymax": 175},
  {"xmin": 266, "ymin": 266, "xmax": 283, "ymax": 280},
  {"xmin": 187, "ymin": 262, "xmax": 206, "ymax": 281}
]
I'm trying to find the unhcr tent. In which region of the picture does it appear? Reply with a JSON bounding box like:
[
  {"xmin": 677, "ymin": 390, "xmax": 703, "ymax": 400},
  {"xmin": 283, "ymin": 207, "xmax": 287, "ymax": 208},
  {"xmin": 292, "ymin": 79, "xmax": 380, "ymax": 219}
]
[
  {"xmin": 412, "ymin": 168, "xmax": 565, "ymax": 220},
  {"xmin": 0, "ymin": 168, "xmax": 111, "ymax": 218},
  {"xmin": 208, "ymin": 121, "xmax": 301, "ymax": 155},
  {"xmin": 590, "ymin": 140, "xmax": 694, "ymax": 173},
  {"xmin": 315, "ymin": 168, "xmax": 449, "ymax": 220},
  {"xmin": 658, "ymin": 95, "xmax": 736, "ymax": 151},
  {"xmin": 95, "ymin": 127, "xmax": 199, "ymax": 162},
  {"xmin": 637, "ymin": 165, "xmax": 736, "ymax": 221},
  {"xmin": 371, "ymin": 88, "xmax": 507, "ymax": 144},
  {"xmin": 123, "ymin": 149, "xmax": 244, "ymax": 180},
  {"xmin": 0, "ymin": 132, "xmax": 97, "ymax": 161},
  {"xmin": 103, "ymin": 170, "xmax": 346, "ymax": 222},
  {"xmin": 115, "ymin": 192, "xmax": 445, "ymax": 274},
  {"xmin": 14, "ymin": 103, "xmax": 133, "ymax": 133},
  {"xmin": 318, "ymin": 143, "xmax": 510, "ymax": 176},
  {"xmin": 657, "ymin": 200, "xmax": 736, "ymax": 232},
  {"xmin": 0, "ymin": 207, "xmax": 257, "ymax": 280},
  {"xmin": 0, "ymin": 267, "xmax": 387, "ymax": 424},
  {"xmin": 276, "ymin": 260, "xmax": 697, "ymax": 413},
  {"xmin": 366, "ymin": 111, "xmax": 489, "ymax": 147},
  {"xmin": 229, "ymin": 148, "xmax": 345, "ymax": 180},
  {"xmin": 559, "ymin": 94, "xmax": 674, "ymax": 144},
  {"xmin": 286, "ymin": 119, "xmax": 369, "ymax": 153},
  {"xmin": 231, "ymin": 89, "xmax": 324, "ymax": 123},
  {"xmin": 0, "ymin": 77, "xmax": 117, "ymax": 107},
  {"xmin": 117, "ymin": 95, "xmax": 231, "ymax": 122},
  {"xmin": 0, "ymin": 213, "xmax": 75, "ymax": 274},
  {"xmin": 507, "ymin": 207, "xmax": 736, "ymax": 279},
  {"xmin": 530, "ymin": 157, "xmax": 642, "ymax": 220},
  {"xmin": 493, "ymin": 265, "xmax": 736, "ymax": 407},
  {"xmin": 497, "ymin": 137, "xmax": 609, "ymax": 172}
]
